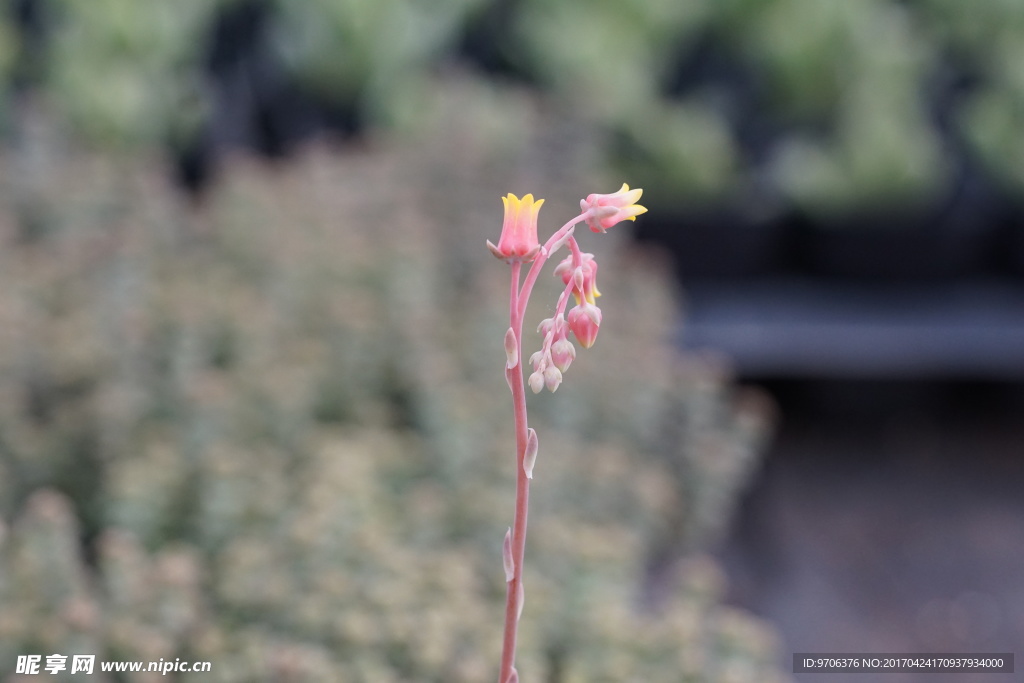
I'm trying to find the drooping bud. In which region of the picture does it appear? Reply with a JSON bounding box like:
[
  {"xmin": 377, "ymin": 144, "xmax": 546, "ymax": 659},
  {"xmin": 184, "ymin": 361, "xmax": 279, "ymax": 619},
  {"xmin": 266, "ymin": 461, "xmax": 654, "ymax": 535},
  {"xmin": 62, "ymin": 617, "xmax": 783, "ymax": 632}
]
[
  {"xmin": 528, "ymin": 371, "xmax": 545, "ymax": 394},
  {"xmin": 523, "ymin": 428, "xmax": 539, "ymax": 479},
  {"xmin": 556, "ymin": 253, "xmax": 600, "ymax": 305},
  {"xmin": 529, "ymin": 350, "xmax": 545, "ymax": 372},
  {"xmin": 568, "ymin": 304, "xmax": 601, "ymax": 348},
  {"xmin": 503, "ymin": 528, "xmax": 515, "ymax": 582},
  {"xmin": 543, "ymin": 365, "xmax": 562, "ymax": 392},
  {"xmin": 504, "ymin": 328, "xmax": 518, "ymax": 369},
  {"xmin": 553, "ymin": 256, "xmax": 573, "ymax": 280},
  {"xmin": 550, "ymin": 338, "xmax": 576, "ymax": 373}
]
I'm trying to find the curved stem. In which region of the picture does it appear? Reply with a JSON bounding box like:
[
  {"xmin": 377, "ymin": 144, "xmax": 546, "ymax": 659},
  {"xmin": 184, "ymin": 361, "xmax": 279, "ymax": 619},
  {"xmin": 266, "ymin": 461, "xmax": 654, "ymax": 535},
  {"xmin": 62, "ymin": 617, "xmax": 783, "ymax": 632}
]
[
  {"xmin": 517, "ymin": 214, "xmax": 587, "ymax": 321},
  {"xmin": 498, "ymin": 217, "xmax": 586, "ymax": 682}
]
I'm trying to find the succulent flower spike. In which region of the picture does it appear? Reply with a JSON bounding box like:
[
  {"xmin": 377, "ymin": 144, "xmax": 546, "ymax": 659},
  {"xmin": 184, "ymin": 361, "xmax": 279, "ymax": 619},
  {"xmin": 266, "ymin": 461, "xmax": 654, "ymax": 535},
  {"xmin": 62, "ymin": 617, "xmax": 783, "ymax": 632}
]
[
  {"xmin": 490, "ymin": 183, "xmax": 644, "ymax": 682},
  {"xmin": 487, "ymin": 193, "xmax": 544, "ymax": 263},
  {"xmin": 580, "ymin": 183, "xmax": 647, "ymax": 233}
]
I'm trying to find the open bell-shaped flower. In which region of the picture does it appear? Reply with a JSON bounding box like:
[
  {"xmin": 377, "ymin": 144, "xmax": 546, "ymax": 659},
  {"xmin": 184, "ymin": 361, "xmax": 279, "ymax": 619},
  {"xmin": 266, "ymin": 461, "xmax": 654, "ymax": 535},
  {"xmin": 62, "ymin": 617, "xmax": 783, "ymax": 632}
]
[{"xmin": 488, "ymin": 193, "xmax": 544, "ymax": 263}]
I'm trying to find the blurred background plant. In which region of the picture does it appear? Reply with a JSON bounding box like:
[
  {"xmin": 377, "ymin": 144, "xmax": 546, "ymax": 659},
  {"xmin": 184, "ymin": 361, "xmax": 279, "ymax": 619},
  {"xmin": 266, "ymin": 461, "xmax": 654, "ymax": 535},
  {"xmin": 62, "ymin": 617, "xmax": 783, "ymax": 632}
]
[
  {"xmin": 0, "ymin": 2, "xmax": 787, "ymax": 671},
  {"xmin": 2, "ymin": 0, "xmax": 1019, "ymax": 209},
  {"xmin": 3, "ymin": 0, "xmax": 1021, "ymax": 224},
  {"xmin": 3, "ymin": 0, "xmax": 1023, "ymax": 679},
  {"xmin": 45, "ymin": 0, "xmax": 214, "ymax": 150}
]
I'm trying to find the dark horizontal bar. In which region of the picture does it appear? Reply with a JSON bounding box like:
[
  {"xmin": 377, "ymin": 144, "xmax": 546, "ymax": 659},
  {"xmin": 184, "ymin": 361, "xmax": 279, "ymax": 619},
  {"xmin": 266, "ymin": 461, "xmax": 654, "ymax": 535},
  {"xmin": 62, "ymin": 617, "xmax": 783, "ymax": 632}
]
[{"xmin": 680, "ymin": 278, "xmax": 1024, "ymax": 378}]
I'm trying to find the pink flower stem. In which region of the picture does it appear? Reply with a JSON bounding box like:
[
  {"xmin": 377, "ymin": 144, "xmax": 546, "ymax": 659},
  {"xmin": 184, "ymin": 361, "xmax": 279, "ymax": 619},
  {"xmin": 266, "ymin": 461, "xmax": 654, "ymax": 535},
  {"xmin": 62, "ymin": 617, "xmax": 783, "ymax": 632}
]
[
  {"xmin": 498, "ymin": 218, "xmax": 585, "ymax": 683},
  {"xmin": 499, "ymin": 260, "xmax": 529, "ymax": 683},
  {"xmin": 516, "ymin": 215, "xmax": 586, "ymax": 320}
]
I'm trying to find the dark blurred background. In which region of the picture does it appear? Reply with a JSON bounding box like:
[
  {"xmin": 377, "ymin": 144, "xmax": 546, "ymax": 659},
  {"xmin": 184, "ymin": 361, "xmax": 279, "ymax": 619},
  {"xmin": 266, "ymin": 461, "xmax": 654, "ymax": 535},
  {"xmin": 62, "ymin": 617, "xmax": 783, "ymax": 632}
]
[{"xmin": 1, "ymin": 0, "xmax": 1022, "ymax": 680}]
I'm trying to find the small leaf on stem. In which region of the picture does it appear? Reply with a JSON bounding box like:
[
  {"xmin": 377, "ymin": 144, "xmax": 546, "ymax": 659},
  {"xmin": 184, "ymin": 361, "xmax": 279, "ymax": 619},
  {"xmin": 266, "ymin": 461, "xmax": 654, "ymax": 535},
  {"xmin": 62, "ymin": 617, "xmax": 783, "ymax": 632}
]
[
  {"xmin": 523, "ymin": 428, "xmax": 539, "ymax": 479},
  {"xmin": 504, "ymin": 328, "xmax": 518, "ymax": 369},
  {"xmin": 503, "ymin": 528, "xmax": 515, "ymax": 582}
]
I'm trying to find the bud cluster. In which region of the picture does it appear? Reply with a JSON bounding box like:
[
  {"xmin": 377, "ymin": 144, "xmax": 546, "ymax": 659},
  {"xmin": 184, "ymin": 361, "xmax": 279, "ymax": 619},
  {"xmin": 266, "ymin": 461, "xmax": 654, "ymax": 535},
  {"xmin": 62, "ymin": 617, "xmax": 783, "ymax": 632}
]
[
  {"xmin": 526, "ymin": 251, "xmax": 608, "ymax": 392},
  {"xmin": 555, "ymin": 252, "xmax": 602, "ymax": 350},
  {"xmin": 528, "ymin": 314, "xmax": 574, "ymax": 393}
]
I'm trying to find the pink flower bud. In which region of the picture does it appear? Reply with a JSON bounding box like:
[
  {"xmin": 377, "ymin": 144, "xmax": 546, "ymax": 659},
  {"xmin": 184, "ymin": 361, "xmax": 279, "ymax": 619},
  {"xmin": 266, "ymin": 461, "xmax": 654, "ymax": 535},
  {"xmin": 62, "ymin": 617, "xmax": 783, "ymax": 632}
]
[
  {"xmin": 580, "ymin": 183, "xmax": 647, "ymax": 233},
  {"xmin": 523, "ymin": 428, "xmax": 539, "ymax": 479},
  {"xmin": 528, "ymin": 371, "xmax": 545, "ymax": 394},
  {"xmin": 487, "ymin": 193, "xmax": 543, "ymax": 263},
  {"xmin": 568, "ymin": 304, "xmax": 602, "ymax": 348},
  {"xmin": 543, "ymin": 365, "xmax": 562, "ymax": 392},
  {"xmin": 550, "ymin": 338, "xmax": 576, "ymax": 372},
  {"xmin": 556, "ymin": 253, "xmax": 600, "ymax": 305},
  {"xmin": 529, "ymin": 350, "xmax": 545, "ymax": 372}
]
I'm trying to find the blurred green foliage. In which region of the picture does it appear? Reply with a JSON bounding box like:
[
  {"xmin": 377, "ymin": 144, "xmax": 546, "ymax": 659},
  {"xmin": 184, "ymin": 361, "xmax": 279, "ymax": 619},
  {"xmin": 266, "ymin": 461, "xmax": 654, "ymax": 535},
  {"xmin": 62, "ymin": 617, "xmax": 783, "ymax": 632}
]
[
  {"xmin": 46, "ymin": 0, "xmax": 215, "ymax": 148},
  {"xmin": 0, "ymin": 81, "xmax": 787, "ymax": 680},
  {"xmin": 1, "ymin": 0, "xmax": 1023, "ymax": 216},
  {"xmin": 270, "ymin": 0, "xmax": 481, "ymax": 130}
]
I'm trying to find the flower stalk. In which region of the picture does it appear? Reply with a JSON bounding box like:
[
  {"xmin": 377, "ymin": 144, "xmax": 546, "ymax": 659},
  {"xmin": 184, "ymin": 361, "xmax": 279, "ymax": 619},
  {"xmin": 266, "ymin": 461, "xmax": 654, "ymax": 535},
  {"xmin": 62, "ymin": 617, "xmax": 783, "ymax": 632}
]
[{"xmin": 489, "ymin": 187, "xmax": 645, "ymax": 682}]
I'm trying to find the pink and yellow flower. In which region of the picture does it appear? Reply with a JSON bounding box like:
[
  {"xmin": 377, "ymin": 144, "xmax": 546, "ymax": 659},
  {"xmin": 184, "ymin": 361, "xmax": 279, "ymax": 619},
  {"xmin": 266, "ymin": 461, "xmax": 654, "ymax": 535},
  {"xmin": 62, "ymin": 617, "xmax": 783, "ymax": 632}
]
[
  {"xmin": 488, "ymin": 193, "xmax": 544, "ymax": 263},
  {"xmin": 554, "ymin": 253, "xmax": 600, "ymax": 305},
  {"xmin": 580, "ymin": 184, "xmax": 647, "ymax": 233}
]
